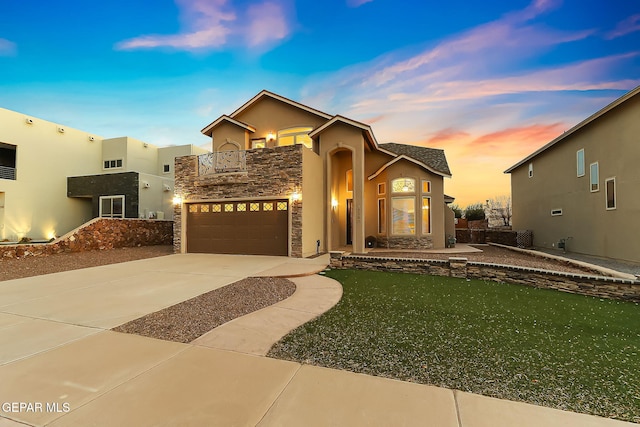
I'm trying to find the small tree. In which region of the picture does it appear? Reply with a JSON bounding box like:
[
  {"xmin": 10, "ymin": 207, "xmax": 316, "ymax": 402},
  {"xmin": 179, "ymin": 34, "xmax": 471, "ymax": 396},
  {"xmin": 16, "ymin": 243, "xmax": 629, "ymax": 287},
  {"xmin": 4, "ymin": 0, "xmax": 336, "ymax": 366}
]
[
  {"xmin": 449, "ymin": 203, "xmax": 463, "ymax": 218},
  {"xmin": 464, "ymin": 203, "xmax": 486, "ymax": 221},
  {"xmin": 486, "ymin": 196, "xmax": 512, "ymax": 226}
]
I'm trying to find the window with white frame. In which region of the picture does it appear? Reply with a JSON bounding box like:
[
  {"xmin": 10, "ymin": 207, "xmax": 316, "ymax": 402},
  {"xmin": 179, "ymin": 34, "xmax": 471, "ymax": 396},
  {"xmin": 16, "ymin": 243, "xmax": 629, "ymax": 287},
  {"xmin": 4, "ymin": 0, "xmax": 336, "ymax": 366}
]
[
  {"xmin": 551, "ymin": 209, "xmax": 563, "ymax": 216},
  {"xmin": 421, "ymin": 197, "xmax": 431, "ymax": 234},
  {"xmin": 422, "ymin": 180, "xmax": 431, "ymax": 193},
  {"xmin": 391, "ymin": 197, "xmax": 415, "ymax": 235},
  {"xmin": 277, "ymin": 127, "xmax": 313, "ymax": 148},
  {"xmin": 163, "ymin": 164, "xmax": 170, "ymax": 173},
  {"xmin": 605, "ymin": 177, "xmax": 616, "ymax": 210},
  {"xmin": 391, "ymin": 177, "xmax": 415, "ymax": 193},
  {"xmin": 590, "ymin": 162, "xmax": 599, "ymax": 192},
  {"xmin": 104, "ymin": 159, "xmax": 123, "ymax": 169},
  {"xmin": 576, "ymin": 149, "xmax": 585, "ymax": 177},
  {"xmin": 99, "ymin": 195, "xmax": 125, "ymax": 218},
  {"xmin": 528, "ymin": 162, "xmax": 533, "ymax": 178}
]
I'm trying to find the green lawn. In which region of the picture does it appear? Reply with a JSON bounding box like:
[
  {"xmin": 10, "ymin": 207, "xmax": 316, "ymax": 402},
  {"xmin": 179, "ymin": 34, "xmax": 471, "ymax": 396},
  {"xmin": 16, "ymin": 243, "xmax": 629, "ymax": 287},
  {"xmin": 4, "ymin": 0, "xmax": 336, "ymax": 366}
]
[{"xmin": 268, "ymin": 269, "xmax": 640, "ymax": 423}]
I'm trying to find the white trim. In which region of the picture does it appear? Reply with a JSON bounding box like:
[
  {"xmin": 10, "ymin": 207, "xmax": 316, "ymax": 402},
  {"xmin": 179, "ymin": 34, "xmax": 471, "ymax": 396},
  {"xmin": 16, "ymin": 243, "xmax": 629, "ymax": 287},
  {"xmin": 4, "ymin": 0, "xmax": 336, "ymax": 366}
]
[
  {"xmin": 528, "ymin": 162, "xmax": 533, "ymax": 178},
  {"xmin": 103, "ymin": 158, "xmax": 123, "ymax": 170},
  {"xmin": 421, "ymin": 196, "xmax": 432, "ymax": 235},
  {"xmin": 201, "ymin": 115, "xmax": 256, "ymax": 136},
  {"xmin": 368, "ymin": 155, "xmax": 450, "ymax": 180},
  {"xmin": 308, "ymin": 115, "xmax": 379, "ymax": 149},
  {"xmin": 422, "ymin": 180, "xmax": 431, "ymax": 194},
  {"xmin": 377, "ymin": 182, "xmax": 386, "ymax": 195},
  {"xmin": 505, "ymin": 85, "xmax": 640, "ymax": 173},
  {"xmin": 576, "ymin": 149, "xmax": 585, "ymax": 177},
  {"xmin": 590, "ymin": 162, "xmax": 599, "ymax": 192},
  {"xmin": 605, "ymin": 177, "xmax": 616, "ymax": 210}
]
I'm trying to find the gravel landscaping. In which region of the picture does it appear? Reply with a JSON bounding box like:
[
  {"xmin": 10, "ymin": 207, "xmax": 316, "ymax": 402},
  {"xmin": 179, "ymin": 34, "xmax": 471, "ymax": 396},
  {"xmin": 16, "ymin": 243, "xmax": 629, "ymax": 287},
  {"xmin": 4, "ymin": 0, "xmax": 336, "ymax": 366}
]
[{"xmin": 113, "ymin": 277, "xmax": 296, "ymax": 343}]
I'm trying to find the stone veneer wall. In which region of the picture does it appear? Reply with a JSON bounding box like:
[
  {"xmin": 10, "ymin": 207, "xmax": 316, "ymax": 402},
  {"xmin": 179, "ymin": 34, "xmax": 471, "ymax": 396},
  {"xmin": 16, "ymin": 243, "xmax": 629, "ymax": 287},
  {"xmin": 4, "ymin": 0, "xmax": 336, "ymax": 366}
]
[
  {"xmin": 0, "ymin": 218, "xmax": 173, "ymax": 259},
  {"xmin": 376, "ymin": 236, "xmax": 434, "ymax": 250},
  {"xmin": 174, "ymin": 145, "xmax": 304, "ymax": 257},
  {"xmin": 329, "ymin": 253, "xmax": 640, "ymax": 303}
]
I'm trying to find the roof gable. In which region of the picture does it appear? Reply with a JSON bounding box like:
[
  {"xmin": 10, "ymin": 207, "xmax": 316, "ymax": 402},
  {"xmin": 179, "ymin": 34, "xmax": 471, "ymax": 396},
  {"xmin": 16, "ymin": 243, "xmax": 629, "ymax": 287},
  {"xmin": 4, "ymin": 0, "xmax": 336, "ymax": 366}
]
[
  {"xmin": 230, "ymin": 90, "xmax": 333, "ymax": 121},
  {"xmin": 201, "ymin": 115, "xmax": 256, "ymax": 137},
  {"xmin": 378, "ymin": 142, "xmax": 451, "ymax": 177},
  {"xmin": 309, "ymin": 115, "xmax": 379, "ymax": 149},
  {"xmin": 505, "ymin": 85, "xmax": 640, "ymax": 173}
]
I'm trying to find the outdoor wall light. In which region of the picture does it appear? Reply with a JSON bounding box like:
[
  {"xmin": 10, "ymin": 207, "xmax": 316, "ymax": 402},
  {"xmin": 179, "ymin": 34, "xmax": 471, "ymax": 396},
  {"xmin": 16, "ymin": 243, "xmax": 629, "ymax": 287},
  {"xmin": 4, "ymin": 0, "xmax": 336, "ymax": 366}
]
[
  {"xmin": 266, "ymin": 132, "xmax": 276, "ymax": 142},
  {"xmin": 292, "ymin": 191, "xmax": 301, "ymax": 202},
  {"xmin": 331, "ymin": 199, "xmax": 339, "ymax": 209},
  {"xmin": 172, "ymin": 195, "xmax": 183, "ymax": 205}
]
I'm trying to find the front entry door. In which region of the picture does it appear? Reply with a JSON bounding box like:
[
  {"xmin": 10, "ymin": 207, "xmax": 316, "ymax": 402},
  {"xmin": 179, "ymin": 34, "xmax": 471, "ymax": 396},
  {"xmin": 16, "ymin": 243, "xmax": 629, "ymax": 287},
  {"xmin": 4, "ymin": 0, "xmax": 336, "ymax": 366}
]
[{"xmin": 346, "ymin": 199, "xmax": 353, "ymax": 245}]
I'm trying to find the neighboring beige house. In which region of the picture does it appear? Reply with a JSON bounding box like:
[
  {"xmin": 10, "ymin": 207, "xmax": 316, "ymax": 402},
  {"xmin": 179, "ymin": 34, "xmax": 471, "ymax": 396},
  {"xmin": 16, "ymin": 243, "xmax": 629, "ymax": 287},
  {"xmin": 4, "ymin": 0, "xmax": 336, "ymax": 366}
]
[
  {"xmin": 174, "ymin": 90, "xmax": 454, "ymax": 257},
  {"xmin": 505, "ymin": 85, "xmax": 640, "ymax": 263},
  {"xmin": 0, "ymin": 107, "xmax": 208, "ymax": 242}
]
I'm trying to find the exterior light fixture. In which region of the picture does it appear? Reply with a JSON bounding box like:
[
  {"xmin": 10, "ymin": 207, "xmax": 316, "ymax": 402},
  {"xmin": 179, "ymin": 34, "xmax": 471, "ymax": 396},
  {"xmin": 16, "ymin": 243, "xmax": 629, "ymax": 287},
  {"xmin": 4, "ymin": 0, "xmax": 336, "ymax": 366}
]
[
  {"xmin": 292, "ymin": 191, "xmax": 301, "ymax": 202},
  {"xmin": 172, "ymin": 195, "xmax": 183, "ymax": 205},
  {"xmin": 266, "ymin": 132, "xmax": 276, "ymax": 142},
  {"xmin": 331, "ymin": 199, "xmax": 339, "ymax": 209}
]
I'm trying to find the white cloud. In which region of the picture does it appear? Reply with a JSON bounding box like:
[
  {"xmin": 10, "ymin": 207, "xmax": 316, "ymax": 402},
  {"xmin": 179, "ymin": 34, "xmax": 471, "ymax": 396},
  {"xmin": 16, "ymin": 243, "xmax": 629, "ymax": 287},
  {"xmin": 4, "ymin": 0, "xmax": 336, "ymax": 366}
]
[
  {"xmin": 0, "ymin": 38, "xmax": 16, "ymax": 56},
  {"xmin": 606, "ymin": 14, "xmax": 640, "ymax": 40},
  {"xmin": 116, "ymin": 0, "xmax": 291, "ymax": 52},
  {"xmin": 346, "ymin": 0, "xmax": 373, "ymax": 7}
]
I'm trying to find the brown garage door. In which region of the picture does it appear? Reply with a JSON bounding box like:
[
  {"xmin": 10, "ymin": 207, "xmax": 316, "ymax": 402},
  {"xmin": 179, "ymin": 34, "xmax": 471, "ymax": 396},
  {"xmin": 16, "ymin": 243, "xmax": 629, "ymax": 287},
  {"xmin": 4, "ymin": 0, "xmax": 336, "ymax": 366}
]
[{"xmin": 186, "ymin": 200, "xmax": 288, "ymax": 256}]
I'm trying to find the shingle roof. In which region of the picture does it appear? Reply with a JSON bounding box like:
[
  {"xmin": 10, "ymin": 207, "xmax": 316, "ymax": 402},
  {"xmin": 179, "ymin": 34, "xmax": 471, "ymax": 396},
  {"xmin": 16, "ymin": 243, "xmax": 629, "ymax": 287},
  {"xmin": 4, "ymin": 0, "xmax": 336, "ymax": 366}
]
[{"xmin": 380, "ymin": 142, "xmax": 451, "ymax": 176}]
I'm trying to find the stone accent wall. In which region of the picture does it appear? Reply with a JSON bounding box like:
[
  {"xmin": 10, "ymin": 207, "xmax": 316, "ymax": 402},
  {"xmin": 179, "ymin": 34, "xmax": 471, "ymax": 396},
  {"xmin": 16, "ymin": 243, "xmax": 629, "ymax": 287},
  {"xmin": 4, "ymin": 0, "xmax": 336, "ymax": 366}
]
[
  {"xmin": 174, "ymin": 145, "xmax": 304, "ymax": 257},
  {"xmin": 0, "ymin": 218, "xmax": 172, "ymax": 259},
  {"xmin": 329, "ymin": 253, "xmax": 640, "ymax": 303},
  {"xmin": 456, "ymin": 229, "xmax": 518, "ymax": 246},
  {"xmin": 376, "ymin": 236, "xmax": 434, "ymax": 250}
]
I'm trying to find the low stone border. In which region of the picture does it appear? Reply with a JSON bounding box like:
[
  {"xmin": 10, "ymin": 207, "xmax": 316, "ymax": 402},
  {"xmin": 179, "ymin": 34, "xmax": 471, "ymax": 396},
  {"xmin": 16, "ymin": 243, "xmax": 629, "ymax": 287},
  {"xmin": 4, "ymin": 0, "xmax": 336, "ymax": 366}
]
[
  {"xmin": 0, "ymin": 218, "xmax": 173, "ymax": 259},
  {"xmin": 329, "ymin": 252, "xmax": 640, "ymax": 303}
]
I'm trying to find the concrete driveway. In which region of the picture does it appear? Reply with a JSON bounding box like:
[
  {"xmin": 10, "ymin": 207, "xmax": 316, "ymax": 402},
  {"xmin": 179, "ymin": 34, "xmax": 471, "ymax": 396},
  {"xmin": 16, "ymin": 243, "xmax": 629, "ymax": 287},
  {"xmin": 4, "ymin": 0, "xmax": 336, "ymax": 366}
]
[{"xmin": 0, "ymin": 254, "xmax": 635, "ymax": 427}]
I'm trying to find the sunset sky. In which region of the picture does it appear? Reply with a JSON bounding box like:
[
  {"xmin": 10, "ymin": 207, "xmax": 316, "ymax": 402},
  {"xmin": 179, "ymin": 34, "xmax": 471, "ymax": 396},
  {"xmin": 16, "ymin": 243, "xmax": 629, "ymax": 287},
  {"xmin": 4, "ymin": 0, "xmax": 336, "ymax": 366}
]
[{"xmin": 1, "ymin": 0, "xmax": 638, "ymax": 206}]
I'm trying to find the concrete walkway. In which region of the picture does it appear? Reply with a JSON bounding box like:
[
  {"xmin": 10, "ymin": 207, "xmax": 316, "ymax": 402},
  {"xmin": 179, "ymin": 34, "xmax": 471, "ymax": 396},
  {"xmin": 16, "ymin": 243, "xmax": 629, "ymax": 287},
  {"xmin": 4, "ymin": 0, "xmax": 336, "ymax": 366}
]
[{"xmin": 0, "ymin": 254, "xmax": 637, "ymax": 426}]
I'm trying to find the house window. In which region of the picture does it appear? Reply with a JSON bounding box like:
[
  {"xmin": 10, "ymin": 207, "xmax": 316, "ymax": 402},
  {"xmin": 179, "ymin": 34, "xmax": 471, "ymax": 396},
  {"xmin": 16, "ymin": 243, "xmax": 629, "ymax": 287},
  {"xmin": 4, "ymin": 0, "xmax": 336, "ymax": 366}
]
[
  {"xmin": 104, "ymin": 159, "xmax": 123, "ymax": 169},
  {"xmin": 422, "ymin": 197, "xmax": 431, "ymax": 234},
  {"xmin": 576, "ymin": 149, "xmax": 585, "ymax": 177},
  {"xmin": 391, "ymin": 197, "xmax": 415, "ymax": 235},
  {"xmin": 551, "ymin": 209, "xmax": 563, "ymax": 216},
  {"xmin": 422, "ymin": 180, "xmax": 431, "ymax": 193},
  {"xmin": 590, "ymin": 162, "xmax": 599, "ymax": 192},
  {"xmin": 391, "ymin": 178, "xmax": 415, "ymax": 193},
  {"xmin": 378, "ymin": 198, "xmax": 386, "ymax": 234},
  {"xmin": 528, "ymin": 163, "xmax": 533, "ymax": 178},
  {"xmin": 606, "ymin": 177, "xmax": 616, "ymax": 210},
  {"xmin": 251, "ymin": 138, "xmax": 266, "ymax": 149},
  {"xmin": 346, "ymin": 169, "xmax": 353, "ymax": 192},
  {"xmin": 377, "ymin": 183, "xmax": 386, "ymax": 195},
  {"xmin": 0, "ymin": 142, "xmax": 17, "ymax": 180},
  {"xmin": 163, "ymin": 164, "xmax": 170, "ymax": 173},
  {"xmin": 99, "ymin": 195, "xmax": 125, "ymax": 218},
  {"xmin": 277, "ymin": 127, "xmax": 313, "ymax": 149}
]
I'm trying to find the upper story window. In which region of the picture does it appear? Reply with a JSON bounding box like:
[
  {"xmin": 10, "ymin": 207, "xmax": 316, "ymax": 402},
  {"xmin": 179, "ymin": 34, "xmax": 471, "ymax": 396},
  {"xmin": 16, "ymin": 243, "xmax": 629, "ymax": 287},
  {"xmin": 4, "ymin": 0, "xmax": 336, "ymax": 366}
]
[
  {"xmin": 590, "ymin": 162, "xmax": 599, "ymax": 192},
  {"xmin": 163, "ymin": 164, "xmax": 170, "ymax": 173},
  {"xmin": 576, "ymin": 149, "xmax": 585, "ymax": 177},
  {"xmin": 277, "ymin": 127, "xmax": 313, "ymax": 149},
  {"xmin": 422, "ymin": 180, "xmax": 431, "ymax": 193},
  {"xmin": 605, "ymin": 177, "xmax": 616, "ymax": 210},
  {"xmin": 0, "ymin": 142, "xmax": 17, "ymax": 180},
  {"xmin": 391, "ymin": 178, "xmax": 415, "ymax": 193},
  {"xmin": 104, "ymin": 159, "xmax": 123, "ymax": 169},
  {"xmin": 528, "ymin": 162, "xmax": 533, "ymax": 178}
]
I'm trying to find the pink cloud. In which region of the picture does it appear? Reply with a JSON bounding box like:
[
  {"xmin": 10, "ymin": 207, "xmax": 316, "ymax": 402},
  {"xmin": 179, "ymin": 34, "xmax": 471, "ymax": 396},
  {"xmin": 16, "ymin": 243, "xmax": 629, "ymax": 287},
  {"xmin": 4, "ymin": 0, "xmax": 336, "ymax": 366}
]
[
  {"xmin": 606, "ymin": 14, "xmax": 640, "ymax": 39},
  {"xmin": 426, "ymin": 128, "xmax": 471, "ymax": 146},
  {"xmin": 116, "ymin": 0, "xmax": 291, "ymax": 51},
  {"xmin": 0, "ymin": 38, "xmax": 16, "ymax": 56},
  {"xmin": 471, "ymin": 123, "xmax": 565, "ymax": 155}
]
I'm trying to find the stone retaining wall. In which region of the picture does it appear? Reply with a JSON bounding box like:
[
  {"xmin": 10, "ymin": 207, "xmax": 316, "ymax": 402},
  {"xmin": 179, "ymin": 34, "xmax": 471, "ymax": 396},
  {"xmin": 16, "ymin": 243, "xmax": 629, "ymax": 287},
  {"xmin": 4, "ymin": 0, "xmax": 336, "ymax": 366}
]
[
  {"xmin": 456, "ymin": 229, "xmax": 518, "ymax": 246},
  {"xmin": 329, "ymin": 252, "xmax": 640, "ymax": 303},
  {"xmin": 0, "ymin": 218, "xmax": 173, "ymax": 259}
]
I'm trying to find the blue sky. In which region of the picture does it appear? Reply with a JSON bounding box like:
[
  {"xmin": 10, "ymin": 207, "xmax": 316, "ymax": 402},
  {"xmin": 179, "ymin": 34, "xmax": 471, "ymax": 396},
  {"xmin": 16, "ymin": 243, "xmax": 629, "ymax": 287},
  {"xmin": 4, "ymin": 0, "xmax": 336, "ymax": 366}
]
[{"xmin": 1, "ymin": 0, "xmax": 638, "ymax": 205}]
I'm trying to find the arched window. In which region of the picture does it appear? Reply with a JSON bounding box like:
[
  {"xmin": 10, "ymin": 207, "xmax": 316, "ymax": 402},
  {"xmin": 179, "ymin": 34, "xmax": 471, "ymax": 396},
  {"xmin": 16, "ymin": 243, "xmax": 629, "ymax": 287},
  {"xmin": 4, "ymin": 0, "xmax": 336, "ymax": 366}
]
[
  {"xmin": 278, "ymin": 127, "xmax": 313, "ymax": 149},
  {"xmin": 391, "ymin": 177, "xmax": 415, "ymax": 193}
]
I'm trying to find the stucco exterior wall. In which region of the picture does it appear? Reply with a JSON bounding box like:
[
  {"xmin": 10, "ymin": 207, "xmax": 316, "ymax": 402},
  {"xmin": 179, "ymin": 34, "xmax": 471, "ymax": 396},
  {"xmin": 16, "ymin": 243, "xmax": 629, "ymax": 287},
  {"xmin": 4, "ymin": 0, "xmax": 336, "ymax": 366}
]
[
  {"xmin": 211, "ymin": 122, "xmax": 249, "ymax": 151},
  {"xmin": 510, "ymin": 93, "xmax": 640, "ymax": 263},
  {"xmin": 138, "ymin": 172, "xmax": 175, "ymax": 219},
  {"xmin": 0, "ymin": 108, "xmax": 102, "ymax": 241},
  {"xmin": 302, "ymin": 148, "xmax": 325, "ymax": 256}
]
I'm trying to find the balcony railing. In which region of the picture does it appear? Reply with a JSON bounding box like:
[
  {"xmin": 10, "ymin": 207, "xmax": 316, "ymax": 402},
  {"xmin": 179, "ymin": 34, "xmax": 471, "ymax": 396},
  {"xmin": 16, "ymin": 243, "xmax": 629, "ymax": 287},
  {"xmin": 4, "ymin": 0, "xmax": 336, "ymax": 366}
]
[
  {"xmin": 198, "ymin": 151, "xmax": 247, "ymax": 176},
  {"xmin": 0, "ymin": 166, "xmax": 16, "ymax": 180}
]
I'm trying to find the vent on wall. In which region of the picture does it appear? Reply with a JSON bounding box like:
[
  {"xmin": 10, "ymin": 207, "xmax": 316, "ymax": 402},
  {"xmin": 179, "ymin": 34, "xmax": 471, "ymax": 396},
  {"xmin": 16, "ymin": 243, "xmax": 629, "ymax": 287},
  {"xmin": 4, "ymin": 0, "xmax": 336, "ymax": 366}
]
[
  {"xmin": 88, "ymin": 136, "xmax": 95, "ymax": 142},
  {"xmin": 57, "ymin": 127, "xmax": 65, "ymax": 134},
  {"xmin": 25, "ymin": 118, "xmax": 34, "ymax": 125}
]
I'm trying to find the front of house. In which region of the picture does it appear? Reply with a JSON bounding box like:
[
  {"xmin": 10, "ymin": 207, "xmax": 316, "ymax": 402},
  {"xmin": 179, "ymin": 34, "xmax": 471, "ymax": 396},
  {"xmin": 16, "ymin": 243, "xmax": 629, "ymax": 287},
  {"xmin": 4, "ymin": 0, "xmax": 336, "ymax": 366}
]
[{"xmin": 173, "ymin": 91, "xmax": 454, "ymax": 257}]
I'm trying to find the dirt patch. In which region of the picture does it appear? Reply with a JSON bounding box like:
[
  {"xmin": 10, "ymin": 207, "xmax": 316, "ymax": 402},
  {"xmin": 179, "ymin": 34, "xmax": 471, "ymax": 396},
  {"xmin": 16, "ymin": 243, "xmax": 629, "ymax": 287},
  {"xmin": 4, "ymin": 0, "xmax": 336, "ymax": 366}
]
[
  {"xmin": 0, "ymin": 245, "xmax": 174, "ymax": 282},
  {"xmin": 113, "ymin": 277, "xmax": 296, "ymax": 343}
]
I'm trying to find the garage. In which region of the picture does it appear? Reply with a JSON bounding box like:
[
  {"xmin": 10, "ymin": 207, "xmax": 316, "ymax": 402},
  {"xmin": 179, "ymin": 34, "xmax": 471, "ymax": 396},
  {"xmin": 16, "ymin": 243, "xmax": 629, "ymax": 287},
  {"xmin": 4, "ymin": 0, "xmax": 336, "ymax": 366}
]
[{"xmin": 186, "ymin": 200, "xmax": 289, "ymax": 256}]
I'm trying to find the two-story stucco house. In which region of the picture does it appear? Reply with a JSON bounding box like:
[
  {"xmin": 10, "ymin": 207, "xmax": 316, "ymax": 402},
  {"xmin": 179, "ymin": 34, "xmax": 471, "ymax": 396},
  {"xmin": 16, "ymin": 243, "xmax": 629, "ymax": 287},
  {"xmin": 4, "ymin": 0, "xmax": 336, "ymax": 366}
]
[
  {"xmin": 505, "ymin": 85, "xmax": 640, "ymax": 263},
  {"xmin": 173, "ymin": 90, "xmax": 454, "ymax": 257},
  {"xmin": 0, "ymin": 107, "xmax": 208, "ymax": 242}
]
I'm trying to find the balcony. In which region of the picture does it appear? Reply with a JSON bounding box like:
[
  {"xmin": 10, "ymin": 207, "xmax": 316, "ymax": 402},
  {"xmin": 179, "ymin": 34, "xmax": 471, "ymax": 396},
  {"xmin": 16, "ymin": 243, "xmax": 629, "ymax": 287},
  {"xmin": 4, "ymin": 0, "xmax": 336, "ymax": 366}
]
[
  {"xmin": 0, "ymin": 166, "xmax": 16, "ymax": 180},
  {"xmin": 198, "ymin": 151, "xmax": 247, "ymax": 176}
]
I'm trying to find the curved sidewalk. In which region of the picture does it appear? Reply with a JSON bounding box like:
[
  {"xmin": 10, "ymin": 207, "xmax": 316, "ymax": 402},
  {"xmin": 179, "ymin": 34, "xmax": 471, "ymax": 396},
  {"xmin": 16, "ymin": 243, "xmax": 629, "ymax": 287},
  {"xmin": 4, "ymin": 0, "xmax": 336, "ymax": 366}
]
[{"xmin": 192, "ymin": 272, "xmax": 342, "ymax": 356}]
